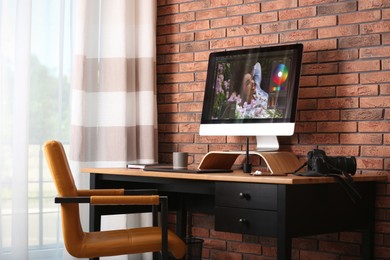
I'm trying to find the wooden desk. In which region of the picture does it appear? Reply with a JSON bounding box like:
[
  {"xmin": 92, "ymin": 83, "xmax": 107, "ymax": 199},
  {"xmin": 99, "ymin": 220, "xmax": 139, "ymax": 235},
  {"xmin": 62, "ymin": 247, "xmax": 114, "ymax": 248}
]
[{"xmin": 83, "ymin": 168, "xmax": 386, "ymax": 260}]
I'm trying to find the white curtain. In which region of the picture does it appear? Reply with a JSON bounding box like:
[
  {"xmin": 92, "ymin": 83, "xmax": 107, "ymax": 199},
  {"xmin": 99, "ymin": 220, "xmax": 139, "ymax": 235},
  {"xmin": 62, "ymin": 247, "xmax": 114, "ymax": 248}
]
[{"xmin": 0, "ymin": 0, "xmax": 71, "ymax": 259}]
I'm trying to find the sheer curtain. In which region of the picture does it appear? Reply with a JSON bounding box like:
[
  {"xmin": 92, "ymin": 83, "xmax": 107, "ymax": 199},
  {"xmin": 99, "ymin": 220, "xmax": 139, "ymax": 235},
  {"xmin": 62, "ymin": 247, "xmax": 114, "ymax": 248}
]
[{"xmin": 0, "ymin": 0, "xmax": 71, "ymax": 259}]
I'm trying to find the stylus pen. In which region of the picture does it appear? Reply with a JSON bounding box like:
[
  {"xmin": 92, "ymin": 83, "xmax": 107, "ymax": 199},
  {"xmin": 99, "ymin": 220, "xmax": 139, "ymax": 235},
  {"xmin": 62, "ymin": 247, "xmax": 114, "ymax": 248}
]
[{"xmin": 246, "ymin": 137, "xmax": 249, "ymax": 164}]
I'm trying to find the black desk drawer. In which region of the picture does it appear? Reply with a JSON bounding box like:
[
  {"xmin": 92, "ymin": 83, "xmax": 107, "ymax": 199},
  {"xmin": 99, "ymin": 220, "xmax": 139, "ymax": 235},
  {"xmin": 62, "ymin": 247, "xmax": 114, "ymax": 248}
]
[
  {"xmin": 215, "ymin": 182, "xmax": 277, "ymax": 210},
  {"xmin": 215, "ymin": 207, "xmax": 277, "ymax": 236}
]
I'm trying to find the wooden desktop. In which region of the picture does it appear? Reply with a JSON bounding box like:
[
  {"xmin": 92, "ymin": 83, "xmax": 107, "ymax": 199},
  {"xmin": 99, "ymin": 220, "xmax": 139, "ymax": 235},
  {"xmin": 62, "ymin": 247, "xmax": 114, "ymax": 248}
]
[{"xmin": 82, "ymin": 167, "xmax": 386, "ymax": 260}]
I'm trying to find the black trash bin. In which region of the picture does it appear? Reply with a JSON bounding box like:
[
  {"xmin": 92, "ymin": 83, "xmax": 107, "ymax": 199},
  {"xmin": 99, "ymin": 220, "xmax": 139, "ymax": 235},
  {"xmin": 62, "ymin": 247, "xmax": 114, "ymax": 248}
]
[{"xmin": 184, "ymin": 237, "xmax": 204, "ymax": 260}]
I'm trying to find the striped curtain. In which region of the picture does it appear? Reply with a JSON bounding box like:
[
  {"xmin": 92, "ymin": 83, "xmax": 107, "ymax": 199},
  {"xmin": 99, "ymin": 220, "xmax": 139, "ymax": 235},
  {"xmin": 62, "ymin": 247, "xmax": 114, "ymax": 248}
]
[
  {"xmin": 69, "ymin": 1, "xmax": 157, "ymax": 259},
  {"xmin": 70, "ymin": 1, "xmax": 158, "ymax": 170}
]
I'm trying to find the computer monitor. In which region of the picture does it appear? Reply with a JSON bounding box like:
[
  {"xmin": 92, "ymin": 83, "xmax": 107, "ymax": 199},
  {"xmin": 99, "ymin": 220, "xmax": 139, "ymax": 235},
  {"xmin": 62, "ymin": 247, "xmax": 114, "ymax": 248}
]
[{"xmin": 199, "ymin": 43, "xmax": 303, "ymax": 151}]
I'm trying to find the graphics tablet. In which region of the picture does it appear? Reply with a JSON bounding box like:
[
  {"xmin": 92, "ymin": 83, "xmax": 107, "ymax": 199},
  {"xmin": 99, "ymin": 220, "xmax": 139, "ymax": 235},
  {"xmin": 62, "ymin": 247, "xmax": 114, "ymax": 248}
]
[{"xmin": 143, "ymin": 165, "xmax": 232, "ymax": 174}]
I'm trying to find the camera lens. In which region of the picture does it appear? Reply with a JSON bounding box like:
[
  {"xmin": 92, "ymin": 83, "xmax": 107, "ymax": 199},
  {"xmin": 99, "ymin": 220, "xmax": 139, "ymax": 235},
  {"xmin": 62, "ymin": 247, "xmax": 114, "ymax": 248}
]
[{"xmin": 327, "ymin": 156, "xmax": 357, "ymax": 175}]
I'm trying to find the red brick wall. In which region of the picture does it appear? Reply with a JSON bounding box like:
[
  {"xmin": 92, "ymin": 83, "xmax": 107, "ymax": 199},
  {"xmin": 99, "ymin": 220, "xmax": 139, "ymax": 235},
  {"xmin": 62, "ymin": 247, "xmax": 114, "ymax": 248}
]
[{"xmin": 156, "ymin": 0, "xmax": 390, "ymax": 259}]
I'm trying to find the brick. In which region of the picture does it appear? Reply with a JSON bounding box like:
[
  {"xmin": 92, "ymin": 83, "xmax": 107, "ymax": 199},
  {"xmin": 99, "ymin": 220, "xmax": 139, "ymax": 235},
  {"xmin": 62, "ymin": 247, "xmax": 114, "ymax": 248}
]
[
  {"xmin": 164, "ymin": 53, "xmax": 194, "ymax": 63},
  {"xmin": 318, "ymin": 97, "xmax": 359, "ymax": 109},
  {"xmin": 341, "ymin": 109, "xmax": 384, "ymax": 121},
  {"xmin": 299, "ymin": 76, "xmax": 319, "ymax": 87},
  {"xmin": 299, "ymin": 87, "xmax": 335, "ymax": 99},
  {"xmin": 360, "ymin": 97, "xmax": 390, "ymax": 108},
  {"xmin": 158, "ymin": 133, "xmax": 194, "ymax": 143},
  {"xmin": 383, "ymin": 60, "xmax": 390, "ymax": 70},
  {"xmin": 318, "ymin": 49, "xmax": 359, "ymax": 62},
  {"xmin": 227, "ymin": 3, "xmax": 260, "ymax": 16},
  {"xmin": 211, "ymin": 16, "xmax": 242, "ymax": 28},
  {"xmin": 279, "ymin": 6, "xmax": 316, "ymax": 20},
  {"xmin": 243, "ymin": 34, "xmax": 279, "ymax": 47},
  {"xmin": 318, "ymin": 73, "xmax": 359, "ymax": 86},
  {"xmin": 339, "ymin": 60, "xmax": 380, "ymax": 73},
  {"xmin": 262, "ymin": 20, "xmax": 297, "ymax": 34},
  {"xmin": 157, "ymin": 73, "xmax": 194, "ymax": 83},
  {"xmin": 359, "ymin": 0, "xmax": 390, "ymax": 10},
  {"xmin": 360, "ymin": 46, "xmax": 390, "ymax": 59},
  {"xmin": 191, "ymin": 227, "xmax": 210, "ymax": 238},
  {"xmin": 227, "ymin": 25, "xmax": 260, "ymax": 37},
  {"xmin": 280, "ymin": 29, "xmax": 317, "ymax": 43},
  {"xmin": 157, "ymin": 43, "xmax": 180, "ymax": 54},
  {"xmin": 179, "ymin": 41, "xmax": 209, "ymax": 52},
  {"xmin": 340, "ymin": 134, "xmax": 382, "ymax": 145},
  {"xmin": 296, "ymin": 99, "xmax": 317, "ymax": 110},
  {"xmin": 299, "ymin": 134, "xmax": 340, "ymax": 144},
  {"xmin": 262, "ymin": 0, "xmax": 297, "ymax": 11},
  {"xmin": 157, "ymin": 4, "xmax": 179, "ymax": 16},
  {"xmin": 227, "ymin": 241, "xmax": 261, "ymax": 254},
  {"xmin": 179, "ymin": 143, "xmax": 208, "ymax": 154},
  {"xmin": 339, "ymin": 34, "xmax": 381, "ymax": 48},
  {"xmin": 195, "ymin": 28, "xmax": 226, "ymax": 41},
  {"xmin": 303, "ymin": 39, "xmax": 337, "ymax": 52},
  {"xmin": 179, "ymin": 61, "xmax": 208, "ymax": 72},
  {"xmin": 166, "ymin": 32, "xmax": 195, "ymax": 43},
  {"xmin": 158, "ymin": 92, "xmax": 194, "ymax": 103},
  {"xmin": 164, "ymin": 12, "xmax": 195, "ymax": 24},
  {"xmin": 210, "ymin": 0, "xmax": 243, "ymax": 8},
  {"xmin": 358, "ymin": 157, "xmax": 384, "ymax": 170},
  {"xmin": 339, "ymin": 10, "xmax": 381, "ymax": 24},
  {"xmin": 300, "ymin": 110, "xmax": 340, "ymax": 121},
  {"xmin": 301, "ymin": 63, "xmax": 338, "ymax": 75},
  {"xmin": 317, "ymin": 122, "xmax": 357, "ymax": 132},
  {"xmin": 179, "ymin": 0, "xmax": 210, "ymax": 12},
  {"xmin": 210, "ymin": 37, "xmax": 242, "ymax": 49},
  {"xmin": 318, "ymin": 1, "xmax": 357, "ymax": 15},
  {"xmin": 196, "ymin": 7, "xmax": 226, "ymax": 20},
  {"xmin": 178, "ymin": 102, "xmax": 203, "ymax": 113},
  {"xmin": 157, "ymin": 64, "xmax": 179, "ymax": 74},
  {"xmin": 295, "ymin": 122, "xmax": 317, "ymax": 134},
  {"xmin": 243, "ymin": 12, "xmax": 278, "ymax": 24},
  {"xmin": 203, "ymin": 238, "xmax": 226, "ymax": 250},
  {"xmin": 336, "ymin": 85, "xmax": 379, "ymax": 97},
  {"xmin": 157, "ymin": 24, "xmax": 180, "ymax": 35},
  {"xmin": 158, "ymin": 103, "xmax": 178, "ymax": 113},
  {"xmin": 298, "ymin": 15, "xmax": 337, "ymax": 29},
  {"xmin": 320, "ymin": 146, "xmax": 360, "ymax": 157},
  {"xmin": 158, "ymin": 123, "xmax": 178, "ymax": 133},
  {"xmin": 300, "ymin": 250, "xmax": 338, "ymax": 260},
  {"xmin": 210, "ymin": 230, "xmax": 242, "ymax": 241},
  {"xmin": 180, "ymin": 82, "xmax": 205, "ymax": 92},
  {"xmin": 318, "ymin": 24, "xmax": 358, "ymax": 39},
  {"xmin": 359, "ymin": 122, "xmax": 390, "ymax": 133},
  {"xmin": 381, "ymin": 84, "xmax": 390, "ymax": 94},
  {"xmin": 210, "ymin": 250, "xmax": 242, "ymax": 260},
  {"xmin": 361, "ymin": 71, "xmax": 390, "ymax": 85},
  {"xmin": 180, "ymin": 20, "xmax": 210, "ymax": 32},
  {"xmin": 178, "ymin": 123, "xmax": 199, "ymax": 133}
]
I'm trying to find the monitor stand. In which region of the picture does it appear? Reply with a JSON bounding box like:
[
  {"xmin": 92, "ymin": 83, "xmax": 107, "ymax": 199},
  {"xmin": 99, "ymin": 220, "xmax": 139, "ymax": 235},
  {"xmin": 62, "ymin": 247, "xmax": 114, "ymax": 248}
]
[
  {"xmin": 256, "ymin": 136, "xmax": 279, "ymax": 151},
  {"xmin": 198, "ymin": 150, "xmax": 301, "ymax": 175}
]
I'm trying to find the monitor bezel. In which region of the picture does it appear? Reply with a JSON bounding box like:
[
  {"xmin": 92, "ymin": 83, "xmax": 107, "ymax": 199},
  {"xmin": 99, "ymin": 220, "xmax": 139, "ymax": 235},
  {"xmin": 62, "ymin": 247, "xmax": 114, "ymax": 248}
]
[{"xmin": 200, "ymin": 43, "xmax": 303, "ymax": 126}]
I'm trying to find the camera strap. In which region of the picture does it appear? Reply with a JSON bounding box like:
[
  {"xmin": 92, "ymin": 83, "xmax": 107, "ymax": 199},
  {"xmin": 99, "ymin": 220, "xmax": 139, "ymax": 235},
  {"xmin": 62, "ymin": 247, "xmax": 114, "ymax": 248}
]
[{"xmin": 292, "ymin": 161, "xmax": 362, "ymax": 204}]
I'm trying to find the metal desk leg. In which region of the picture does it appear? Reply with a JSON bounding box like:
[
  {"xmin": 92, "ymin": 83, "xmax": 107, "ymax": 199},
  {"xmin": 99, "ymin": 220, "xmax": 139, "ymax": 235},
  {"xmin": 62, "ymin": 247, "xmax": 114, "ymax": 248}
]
[{"xmin": 277, "ymin": 235, "xmax": 292, "ymax": 260}]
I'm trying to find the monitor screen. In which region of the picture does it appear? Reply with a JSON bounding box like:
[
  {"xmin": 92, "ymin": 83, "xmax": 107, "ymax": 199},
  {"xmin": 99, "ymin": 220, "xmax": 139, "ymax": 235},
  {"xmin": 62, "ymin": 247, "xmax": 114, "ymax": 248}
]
[{"xmin": 199, "ymin": 43, "xmax": 303, "ymax": 151}]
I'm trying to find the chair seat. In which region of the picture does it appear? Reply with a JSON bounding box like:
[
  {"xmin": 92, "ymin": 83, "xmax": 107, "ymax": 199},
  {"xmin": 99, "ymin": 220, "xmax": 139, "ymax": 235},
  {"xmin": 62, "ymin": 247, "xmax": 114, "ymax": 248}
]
[{"xmin": 71, "ymin": 227, "xmax": 185, "ymax": 259}]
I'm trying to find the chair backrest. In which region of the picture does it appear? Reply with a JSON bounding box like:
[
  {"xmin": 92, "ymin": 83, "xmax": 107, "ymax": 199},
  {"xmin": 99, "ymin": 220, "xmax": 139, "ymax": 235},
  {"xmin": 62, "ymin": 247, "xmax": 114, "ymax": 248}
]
[{"xmin": 43, "ymin": 140, "xmax": 85, "ymax": 255}]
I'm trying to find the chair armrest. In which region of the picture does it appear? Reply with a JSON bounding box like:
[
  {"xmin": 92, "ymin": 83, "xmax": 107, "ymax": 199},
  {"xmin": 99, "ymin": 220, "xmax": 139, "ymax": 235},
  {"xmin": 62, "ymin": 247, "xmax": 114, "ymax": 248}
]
[
  {"xmin": 90, "ymin": 195, "xmax": 160, "ymax": 205},
  {"xmin": 54, "ymin": 195, "xmax": 160, "ymax": 205},
  {"xmin": 77, "ymin": 189, "xmax": 158, "ymax": 196}
]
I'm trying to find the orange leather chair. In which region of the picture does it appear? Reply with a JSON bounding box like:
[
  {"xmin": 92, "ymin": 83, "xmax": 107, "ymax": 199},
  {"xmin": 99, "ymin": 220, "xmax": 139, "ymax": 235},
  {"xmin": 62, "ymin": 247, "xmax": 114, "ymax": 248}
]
[{"xmin": 44, "ymin": 140, "xmax": 186, "ymax": 259}]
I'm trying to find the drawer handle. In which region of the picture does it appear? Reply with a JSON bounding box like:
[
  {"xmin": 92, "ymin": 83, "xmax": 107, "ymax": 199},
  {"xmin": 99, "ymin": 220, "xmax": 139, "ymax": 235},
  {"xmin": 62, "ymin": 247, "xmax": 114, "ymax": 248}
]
[
  {"xmin": 239, "ymin": 218, "xmax": 248, "ymax": 224},
  {"xmin": 239, "ymin": 192, "xmax": 251, "ymax": 200}
]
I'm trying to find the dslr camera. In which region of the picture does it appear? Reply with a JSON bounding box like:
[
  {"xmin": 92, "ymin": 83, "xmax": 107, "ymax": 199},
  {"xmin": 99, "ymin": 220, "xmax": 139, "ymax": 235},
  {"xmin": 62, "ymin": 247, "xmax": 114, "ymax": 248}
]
[{"xmin": 307, "ymin": 149, "xmax": 357, "ymax": 175}]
